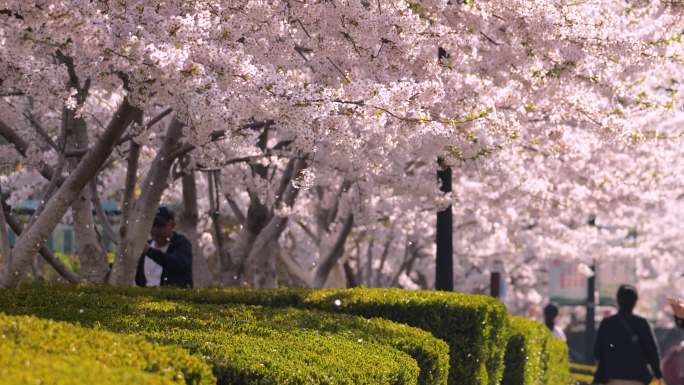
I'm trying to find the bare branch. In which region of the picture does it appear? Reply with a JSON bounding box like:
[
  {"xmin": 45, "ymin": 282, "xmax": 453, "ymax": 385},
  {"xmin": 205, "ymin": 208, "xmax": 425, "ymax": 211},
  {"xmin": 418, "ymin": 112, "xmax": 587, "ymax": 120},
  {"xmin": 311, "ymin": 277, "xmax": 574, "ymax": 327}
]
[
  {"xmin": 0, "ymin": 91, "xmax": 25, "ymax": 97},
  {"xmin": 479, "ymin": 31, "xmax": 502, "ymax": 46},
  {"xmin": 89, "ymin": 179, "xmax": 120, "ymax": 245},
  {"xmin": 313, "ymin": 212, "xmax": 354, "ymax": 287},
  {"xmin": 1, "ymin": 198, "xmax": 82, "ymax": 283},
  {"xmin": 224, "ymin": 193, "xmax": 246, "ymax": 226},
  {"xmin": 24, "ymin": 112, "xmax": 59, "ymax": 151},
  {"xmin": 296, "ymin": 219, "xmax": 320, "ymax": 243}
]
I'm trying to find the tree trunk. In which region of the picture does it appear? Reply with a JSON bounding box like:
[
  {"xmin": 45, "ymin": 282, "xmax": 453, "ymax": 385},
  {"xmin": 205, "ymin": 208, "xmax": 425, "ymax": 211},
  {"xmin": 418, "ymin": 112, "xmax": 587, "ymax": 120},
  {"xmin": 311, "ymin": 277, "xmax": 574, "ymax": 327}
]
[
  {"xmin": 207, "ymin": 171, "xmax": 229, "ymax": 277},
  {"xmin": 177, "ymin": 169, "xmax": 213, "ymax": 288},
  {"xmin": 65, "ymin": 107, "xmax": 109, "ymax": 283},
  {"xmin": 313, "ymin": 212, "xmax": 354, "ymax": 288},
  {"xmin": 243, "ymin": 158, "xmax": 305, "ymax": 288},
  {"xmin": 245, "ymin": 235, "xmax": 281, "ymax": 288},
  {"xmin": 2, "ymin": 99, "xmax": 138, "ymax": 288},
  {"xmin": 90, "ymin": 179, "xmax": 119, "ymax": 245},
  {"xmin": 221, "ymin": 192, "xmax": 268, "ymax": 286},
  {"xmin": 0, "ymin": 194, "xmax": 11, "ymax": 285},
  {"xmin": 119, "ymin": 142, "xmax": 140, "ymax": 242},
  {"xmin": 108, "ymin": 118, "xmax": 183, "ymax": 286},
  {"xmin": 1, "ymin": 199, "xmax": 81, "ymax": 283}
]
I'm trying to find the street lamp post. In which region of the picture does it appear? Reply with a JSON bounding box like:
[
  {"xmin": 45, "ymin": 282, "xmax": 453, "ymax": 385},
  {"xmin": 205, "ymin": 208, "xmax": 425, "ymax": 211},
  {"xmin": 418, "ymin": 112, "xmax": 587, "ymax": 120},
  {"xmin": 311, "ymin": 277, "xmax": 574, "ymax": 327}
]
[{"xmin": 436, "ymin": 157, "xmax": 453, "ymax": 291}]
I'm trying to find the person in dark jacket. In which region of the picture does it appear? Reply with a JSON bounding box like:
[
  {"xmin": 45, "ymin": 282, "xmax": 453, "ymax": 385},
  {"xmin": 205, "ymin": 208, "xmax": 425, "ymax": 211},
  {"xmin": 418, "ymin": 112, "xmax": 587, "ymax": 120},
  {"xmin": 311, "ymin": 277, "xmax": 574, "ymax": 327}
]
[
  {"xmin": 593, "ymin": 284, "xmax": 663, "ymax": 385},
  {"xmin": 135, "ymin": 206, "xmax": 193, "ymax": 288}
]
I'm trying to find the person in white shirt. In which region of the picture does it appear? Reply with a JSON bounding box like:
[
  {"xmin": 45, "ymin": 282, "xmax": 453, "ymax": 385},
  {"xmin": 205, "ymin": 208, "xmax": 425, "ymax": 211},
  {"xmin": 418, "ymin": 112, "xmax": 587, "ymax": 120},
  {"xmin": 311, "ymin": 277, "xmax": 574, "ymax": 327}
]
[
  {"xmin": 544, "ymin": 303, "xmax": 567, "ymax": 341},
  {"xmin": 135, "ymin": 206, "xmax": 193, "ymax": 288}
]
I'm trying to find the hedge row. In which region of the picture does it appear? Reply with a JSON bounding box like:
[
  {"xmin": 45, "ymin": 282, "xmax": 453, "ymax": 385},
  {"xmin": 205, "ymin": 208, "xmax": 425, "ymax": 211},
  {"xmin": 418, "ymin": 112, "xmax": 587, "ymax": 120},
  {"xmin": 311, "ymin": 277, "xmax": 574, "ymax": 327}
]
[
  {"xmin": 501, "ymin": 317, "xmax": 550, "ymax": 385},
  {"xmin": 0, "ymin": 285, "xmax": 570, "ymax": 385},
  {"xmin": 0, "ymin": 314, "xmax": 215, "ymax": 385},
  {"xmin": 0, "ymin": 286, "xmax": 450, "ymax": 385},
  {"xmin": 547, "ymin": 338, "xmax": 571, "ymax": 385},
  {"xmin": 94, "ymin": 286, "xmax": 508, "ymax": 385},
  {"xmin": 501, "ymin": 317, "xmax": 572, "ymax": 385}
]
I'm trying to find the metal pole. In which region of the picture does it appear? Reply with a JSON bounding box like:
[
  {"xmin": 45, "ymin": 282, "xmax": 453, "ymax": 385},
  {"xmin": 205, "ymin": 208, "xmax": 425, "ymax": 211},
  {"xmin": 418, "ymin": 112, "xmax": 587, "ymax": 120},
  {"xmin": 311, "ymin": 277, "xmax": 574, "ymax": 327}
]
[
  {"xmin": 585, "ymin": 264, "xmax": 596, "ymax": 364},
  {"xmin": 436, "ymin": 157, "xmax": 453, "ymax": 291},
  {"xmin": 490, "ymin": 272, "xmax": 501, "ymax": 298}
]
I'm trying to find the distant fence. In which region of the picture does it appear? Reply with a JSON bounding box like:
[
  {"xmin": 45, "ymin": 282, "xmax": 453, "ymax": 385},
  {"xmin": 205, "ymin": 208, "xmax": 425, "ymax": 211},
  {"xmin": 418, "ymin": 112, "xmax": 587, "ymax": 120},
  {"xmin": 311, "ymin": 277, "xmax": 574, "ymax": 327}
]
[{"xmin": 7, "ymin": 199, "xmax": 120, "ymax": 255}]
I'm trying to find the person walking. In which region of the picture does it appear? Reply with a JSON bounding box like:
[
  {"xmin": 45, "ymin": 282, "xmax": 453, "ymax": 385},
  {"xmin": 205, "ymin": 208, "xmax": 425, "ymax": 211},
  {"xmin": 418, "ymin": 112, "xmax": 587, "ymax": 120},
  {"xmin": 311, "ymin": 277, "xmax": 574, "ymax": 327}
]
[
  {"xmin": 135, "ymin": 206, "xmax": 193, "ymax": 288},
  {"xmin": 665, "ymin": 296, "xmax": 684, "ymax": 385},
  {"xmin": 593, "ymin": 284, "xmax": 663, "ymax": 385}
]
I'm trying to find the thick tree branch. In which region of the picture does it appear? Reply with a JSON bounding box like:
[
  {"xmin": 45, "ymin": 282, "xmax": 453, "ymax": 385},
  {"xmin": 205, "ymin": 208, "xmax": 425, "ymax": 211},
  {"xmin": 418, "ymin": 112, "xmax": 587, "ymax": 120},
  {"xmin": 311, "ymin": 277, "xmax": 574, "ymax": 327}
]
[
  {"xmin": 24, "ymin": 112, "xmax": 59, "ymax": 151},
  {"xmin": 224, "ymin": 193, "xmax": 246, "ymax": 226},
  {"xmin": 0, "ymin": 119, "xmax": 56, "ymax": 181},
  {"xmin": 65, "ymin": 107, "xmax": 172, "ymax": 157},
  {"xmin": 390, "ymin": 241, "xmax": 420, "ymax": 287},
  {"xmin": 119, "ymin": 142, "xmax": 140, "ymax": 241},
  {"xmin": 374, "ymin": 233, "xmax": 393, "ymax": 287},
  {"xmin": 4, "ymin": 99, "xmax": 139, "ymax": 287},
  {"xmin": 108, "ymin": 118, "xmax": 184, "ymax": 285},
  {"xmin": 89, "ymin": 179, "xmax": 119, "ymax": 244},
  {"xmin": 1, "ymin": 198, "xmax": 81, "ymax": 283},
  {"xmin": 0, "ymin": 190, "xmax": 10, "ymax": 280},
  {"xmin": 274, "ymin": 158, "xmax": 299, "ymax": 209},
  {"xmin": 170, "ymin": 120, "xmax": 281, "ymax": 160},
  {"xmin": 313, "ymin": 212, "xmax": 354, "ymax": 287},
  {"xmin": 365, "ymin": 237, "xmax": 374, "ymax": 286},
  {"xmin": 296, "ymin": 219, "xmax": 320, "ymax": 244}
]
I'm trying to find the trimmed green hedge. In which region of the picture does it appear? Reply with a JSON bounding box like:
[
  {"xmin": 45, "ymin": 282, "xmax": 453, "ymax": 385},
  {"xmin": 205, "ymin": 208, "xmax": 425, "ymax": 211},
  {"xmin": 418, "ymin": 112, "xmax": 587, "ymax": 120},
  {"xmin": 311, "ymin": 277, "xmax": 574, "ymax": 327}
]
[
  {"xmin": 93, "ymin": 286, "xmax": 508, "ymax": 385},
  {"xmin": 569, "ymin": 363, "xmax": 596, "ymax": 385},
  {"xmin": 0, "ymin": 314, "xmax": 215, "ymax": 385},
  {"xmin": 0, "ymin": 285, "xmax": 572, "ymax": 385},
  {"xmin": 501, "ymin": 317, "xmax": 549, "ymax": 385},
  {"xmin": 502, "ymin": 317, "xmax": 572, "ymax": 385},
  {"xmin": 0, "ymin": 286, "xmax": 432, "ymax": 385},
  {"xmin": 251, "ymin": 304, "xmax": 449, "ymax": 385},
  {"xmin": 546, "ymin": 338, "xmax": 571, "ymax": 385}
]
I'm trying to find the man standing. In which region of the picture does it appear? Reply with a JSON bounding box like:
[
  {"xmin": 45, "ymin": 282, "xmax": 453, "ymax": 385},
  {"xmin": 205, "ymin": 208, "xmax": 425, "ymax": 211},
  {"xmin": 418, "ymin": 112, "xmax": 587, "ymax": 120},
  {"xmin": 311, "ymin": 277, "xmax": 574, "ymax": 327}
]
[
  {"xmin": 135, "ymin": 206, "xmax": 193, "ymax": 288},
  {"xmin": 593, "ymin": 284, "xmax": 663, "ymax": 385}
]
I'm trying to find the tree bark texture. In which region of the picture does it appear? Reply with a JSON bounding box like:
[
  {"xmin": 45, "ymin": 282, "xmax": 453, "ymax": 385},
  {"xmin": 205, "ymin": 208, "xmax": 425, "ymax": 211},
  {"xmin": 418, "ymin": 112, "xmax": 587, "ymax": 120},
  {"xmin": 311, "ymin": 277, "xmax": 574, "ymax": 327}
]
[
  {"xmin": 244, "ymin": 158, "xmax": 305, "ymax": 288},
  {"xmin": 108, "ymin": 118, "xmax": 184, "ymax": 286},
  {"xmin": 177, "ymin": 169, "xmax": 213, "ymax": 288},
  {"xmin": 0, "ymin": 195, "xmax": 11, "ymax": 285},
  {"xmin": 0, "ymin": 198, "xmax": 81, "ymax": 284},
  {"xmin": 65, "ymin": 107, "xmax": 109, "ymax": 283},
  {"xmin": 2, "ymin": 99, "xmax": 139, "ymax": 287}
]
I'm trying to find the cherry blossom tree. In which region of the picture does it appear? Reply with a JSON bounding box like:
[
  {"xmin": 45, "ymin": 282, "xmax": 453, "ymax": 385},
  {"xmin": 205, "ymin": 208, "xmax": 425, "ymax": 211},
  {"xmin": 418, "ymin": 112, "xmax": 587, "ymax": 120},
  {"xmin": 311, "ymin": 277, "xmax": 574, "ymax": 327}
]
[{"xmin": 2, "ymin": 0, "xmax": 684, "ymax": 294}]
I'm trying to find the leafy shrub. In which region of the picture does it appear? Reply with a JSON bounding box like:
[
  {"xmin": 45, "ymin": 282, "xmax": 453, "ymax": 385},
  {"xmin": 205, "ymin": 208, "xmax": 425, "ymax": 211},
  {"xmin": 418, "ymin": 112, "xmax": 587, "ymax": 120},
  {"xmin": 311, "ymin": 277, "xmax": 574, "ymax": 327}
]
[
  {"xmin": 0, "ymin": 313, "xmax": 215, "ymax": 385},
  {"xmin": 0, "ymin": 286, "xmax": 420, "ymax": 385},
  {"xmin": 569, "ymin": 363, "xmax": 595, "ymax": 385},
  {"xmin": 502, "ymin": 317, "xmax": 573, "ymax": 385},
  {"xmin": 99, "ymin": 285, "xmax": 508, "ymax": 385},
  {"xmin": 546, "ymin": 338, "xmax": 571, "ymax": 385},
  {"xmin": 501, "ymin": 317, "xmax": 549, "ymax": 385}
]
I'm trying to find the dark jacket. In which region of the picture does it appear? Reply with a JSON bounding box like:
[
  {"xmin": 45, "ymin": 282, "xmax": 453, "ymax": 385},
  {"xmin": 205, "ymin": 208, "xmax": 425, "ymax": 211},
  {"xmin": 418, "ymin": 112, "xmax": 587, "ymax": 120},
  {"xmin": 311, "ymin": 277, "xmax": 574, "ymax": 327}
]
[
  {"xmin": 594, "ymin": 311, "xmax": 662, "ymax": 384},
  {"xmin": 135, "ymin": 232, "xmax": 193, "ymax": 288}
]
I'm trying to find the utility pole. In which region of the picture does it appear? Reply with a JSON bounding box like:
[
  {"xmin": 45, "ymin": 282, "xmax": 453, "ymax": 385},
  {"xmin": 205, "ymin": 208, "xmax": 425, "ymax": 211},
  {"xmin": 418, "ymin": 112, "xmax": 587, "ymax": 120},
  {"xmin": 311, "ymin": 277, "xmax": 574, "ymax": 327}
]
[{"xmin": 436, "ymin": 157, "xmax": 453, "ymax": 291}]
